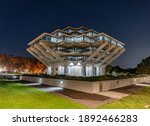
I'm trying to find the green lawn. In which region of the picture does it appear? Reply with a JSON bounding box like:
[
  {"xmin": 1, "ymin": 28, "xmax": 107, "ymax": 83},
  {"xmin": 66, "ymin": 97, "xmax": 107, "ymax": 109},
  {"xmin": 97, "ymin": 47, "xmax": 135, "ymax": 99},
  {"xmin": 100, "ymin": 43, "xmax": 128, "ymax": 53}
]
[
  {"xmin": 0, "ymin": 79, "xmax": 88, "ymax": 109},
  {"xmin": 99, "ymin": 86, "xmax": 150, "ymax": 109},
  {"xmin": 1, "ymin": 79, "xmax": 150, "ymax": 109}
]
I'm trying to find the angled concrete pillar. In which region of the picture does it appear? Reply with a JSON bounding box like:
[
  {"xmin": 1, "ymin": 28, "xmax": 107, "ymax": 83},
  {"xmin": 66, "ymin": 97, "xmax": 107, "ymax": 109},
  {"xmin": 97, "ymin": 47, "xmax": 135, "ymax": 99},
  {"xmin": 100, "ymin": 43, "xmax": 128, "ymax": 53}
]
[
  {"xmin": 95, "ymin": 66, "xmax": 99, "ymax": 76},
  {"xmin": 52, "ymin": 65, "xmax": 57, "ymax": 76},
  {"xmin": 82, "ymin": 65, "xmax": 86, "ymax": 77},
  {"xmin": 47, "ymin": 66, "xmax": 52, "ymax": 75},
  {"xmin": 64, "ymin": 65, "xmax": 68, "ymax": 76},
  {"xmin": 101, "ymin": 66, "xmax": 106, "ymax": 75},
  {"xmin": 92, "ymin": 64, "xmax": 96, "ymax": 76}
]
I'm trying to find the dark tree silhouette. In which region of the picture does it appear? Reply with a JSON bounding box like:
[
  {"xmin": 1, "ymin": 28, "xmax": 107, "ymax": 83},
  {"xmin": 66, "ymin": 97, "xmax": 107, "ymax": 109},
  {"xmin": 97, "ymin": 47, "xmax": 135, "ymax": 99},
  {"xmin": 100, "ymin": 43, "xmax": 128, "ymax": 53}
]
[{"xmin": 137, "ymin": 56, "xmax": 150, "ymax": 75}]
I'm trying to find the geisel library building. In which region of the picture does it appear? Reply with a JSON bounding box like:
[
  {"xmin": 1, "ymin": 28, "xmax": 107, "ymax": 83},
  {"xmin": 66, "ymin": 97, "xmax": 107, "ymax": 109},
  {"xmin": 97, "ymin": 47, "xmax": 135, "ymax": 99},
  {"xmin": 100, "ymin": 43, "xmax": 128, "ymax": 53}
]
[{"xmin": 27, "ymin": 26, "xmax": 125, "ymax": 77}]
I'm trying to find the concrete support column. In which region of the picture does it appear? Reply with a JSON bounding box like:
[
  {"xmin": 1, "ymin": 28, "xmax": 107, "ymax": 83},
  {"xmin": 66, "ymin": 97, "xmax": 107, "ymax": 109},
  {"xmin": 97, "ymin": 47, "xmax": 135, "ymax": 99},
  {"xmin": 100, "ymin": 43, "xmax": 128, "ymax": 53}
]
[
  {"xmin": 92, "ymin": 64, "xmax": 96, "ymax": 76},
  {"xmin": 97, "ymin": 65, "xmax": 101, "ymax": 76},
  {"xmin": 47, "ymin": 66, "xmax": 52, "ymax": 75},
  {"xmin": 101, "ymin": 66, "xmax": 106, "ymax": 75},
  {"xmin": 82, "ymin": 65, "xmax": 86, "ymax": 77},
  {"xmin": 52, "ymin": 65, "xmax": 57, "ymax": 76},
  {"xmin": 64, "ymin": 65, "xmax": 68, "ymax": 75},
  {"xmin": 95, "ymin": 66, "xmax": 99, "ymax": 76}
]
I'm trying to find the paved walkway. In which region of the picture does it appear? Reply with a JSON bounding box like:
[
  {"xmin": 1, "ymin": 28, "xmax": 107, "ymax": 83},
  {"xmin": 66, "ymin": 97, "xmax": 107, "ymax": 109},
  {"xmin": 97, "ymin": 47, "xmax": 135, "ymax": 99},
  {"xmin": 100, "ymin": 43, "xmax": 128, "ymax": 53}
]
[
  {"xmin": 19, "ymin": 80, "xmax": 114, "ymax": 108},
  {"xmin": 40, "ymin": 87, "xmax": 63, "ymax": 92},
  {"xmin": 97, "ymin": 91, "xmax": 128, "ymax": 99},
  {"xmin": 18, "ymin": 80, "xmax": 150, "ymax": 108},
  {"xmin": 24, "ymin": 83, "xmax": 41, "ymax": 86},
  {"xmin": 136, "ymin": 82, "xmax": 150, "ymax": 87},
  {"xmin": 53, "ymin": 92, "xmax": 114, "ymax": 108},
  {"xmin": 98, "ymin": 84, "xmax": 146, "ymax": 99},
  {"xmin": 55, "ymin": 88, "xmax": 114, "ymax": 108}
]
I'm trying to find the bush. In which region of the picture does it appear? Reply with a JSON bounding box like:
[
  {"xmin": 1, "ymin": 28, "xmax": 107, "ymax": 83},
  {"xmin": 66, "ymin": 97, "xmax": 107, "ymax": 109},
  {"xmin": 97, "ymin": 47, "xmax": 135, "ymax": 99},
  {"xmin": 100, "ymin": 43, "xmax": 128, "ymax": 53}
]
[{"xmin": 22, "ymin": 74, "xmax": 142, "ymax": 81}]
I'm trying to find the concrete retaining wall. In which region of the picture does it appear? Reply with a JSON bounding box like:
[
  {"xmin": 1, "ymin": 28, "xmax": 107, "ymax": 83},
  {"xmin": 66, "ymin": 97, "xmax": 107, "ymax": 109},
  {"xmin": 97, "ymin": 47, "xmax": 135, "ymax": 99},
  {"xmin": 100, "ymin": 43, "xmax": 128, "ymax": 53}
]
[
  {"xmin": 20, "ymin": 76, "xmax": 92, "ymax": 93},
  {"xmin": 20, "ymin": 76, "xmax": 150, "ymax": 93}
]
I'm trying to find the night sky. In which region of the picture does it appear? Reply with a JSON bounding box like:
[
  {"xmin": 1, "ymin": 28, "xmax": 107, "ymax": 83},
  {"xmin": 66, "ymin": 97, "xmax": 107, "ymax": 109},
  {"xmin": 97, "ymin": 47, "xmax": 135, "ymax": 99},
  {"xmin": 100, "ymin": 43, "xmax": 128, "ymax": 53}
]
[{"xmin": 0, "ymin": 0, "xmax": 150, "ymax": 68}]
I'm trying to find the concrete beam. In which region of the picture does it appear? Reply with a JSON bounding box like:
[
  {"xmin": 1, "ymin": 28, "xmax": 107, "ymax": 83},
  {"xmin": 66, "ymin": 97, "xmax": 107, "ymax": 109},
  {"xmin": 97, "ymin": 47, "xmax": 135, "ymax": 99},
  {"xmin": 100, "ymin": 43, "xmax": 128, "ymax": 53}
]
[
  {"xmin": 30, "ymin": 46, "xmax": 51, "ymax": 64},
  {"xmin": 100, "ymin": 47, "xmax": 121, "ymax": 65},
  {"xmin": 94, "ymin": 44, "xmax": 115, "ymax": 63},
  {"xmin": 104, "ymin": 48, "xmax": 125, "ymax": 66},
  {"xmin": 82, "ymin": 41, "xmax": 108, "ymax": 65},
  {"xmin": 27, "ymin": 48, "xmax": 49, "ymax": 66},
  {"xmin": 40, "ymin": 41, "xmax": 67, "ymax": 65},
  {"xmin": 34, "ymin": 44, "xmax": 57, "ymax": 63}
]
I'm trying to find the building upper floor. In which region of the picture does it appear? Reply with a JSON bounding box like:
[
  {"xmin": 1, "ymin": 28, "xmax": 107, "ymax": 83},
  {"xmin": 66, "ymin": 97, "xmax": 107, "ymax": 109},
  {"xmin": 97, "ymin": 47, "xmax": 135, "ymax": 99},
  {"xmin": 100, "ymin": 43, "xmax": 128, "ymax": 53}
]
[{"xmin": 28, "ymin": 26, "xmax": 125, "ymax": 49}]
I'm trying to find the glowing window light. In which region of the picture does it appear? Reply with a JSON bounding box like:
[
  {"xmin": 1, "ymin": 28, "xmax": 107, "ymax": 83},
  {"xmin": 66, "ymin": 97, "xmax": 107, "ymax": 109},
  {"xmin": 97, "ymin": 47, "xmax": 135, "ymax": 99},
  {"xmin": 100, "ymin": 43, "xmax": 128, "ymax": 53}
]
[
  {"xmin": 39, "ymin": 78, "xmax": 42, "ymax": 83},
  {"xmin": 0, "ymin": 69, "xmax": 2, "ymax": 72},
  {"xmin": 77, "ymin": 62, "xmax": 81, "ymax": 65},
  {"xmin": 14, "ymin": 69, "xmax": 17, "ymax": 72},
  {"xmin": 69, "ymin": 62, "xmax": 74, "ymax": 66},
  {"xmin": 0, "ymin": 68, "xmax": 3, "ymax": 72}
]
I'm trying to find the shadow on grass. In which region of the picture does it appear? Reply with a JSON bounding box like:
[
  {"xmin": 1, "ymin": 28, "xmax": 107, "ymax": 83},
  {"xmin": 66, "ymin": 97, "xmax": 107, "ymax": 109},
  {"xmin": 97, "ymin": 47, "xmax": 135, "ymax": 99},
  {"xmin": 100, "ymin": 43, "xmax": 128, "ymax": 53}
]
[{"xmin": 0, "ymin": 80, "xmax": 32, "ymax": 90}]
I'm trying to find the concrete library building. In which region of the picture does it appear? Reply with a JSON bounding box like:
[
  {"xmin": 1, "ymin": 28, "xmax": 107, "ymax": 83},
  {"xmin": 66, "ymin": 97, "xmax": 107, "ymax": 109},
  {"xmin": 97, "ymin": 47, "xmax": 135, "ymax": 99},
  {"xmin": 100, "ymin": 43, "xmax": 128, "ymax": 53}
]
[{"xmin": 27, "ymin": 26, "xmax": 125, "ymax": 77}]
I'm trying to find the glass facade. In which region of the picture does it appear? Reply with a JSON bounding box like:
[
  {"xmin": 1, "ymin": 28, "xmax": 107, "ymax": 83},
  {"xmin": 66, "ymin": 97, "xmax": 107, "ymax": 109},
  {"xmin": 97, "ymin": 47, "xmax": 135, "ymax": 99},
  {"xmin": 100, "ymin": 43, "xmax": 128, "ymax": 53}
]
[
  {"xmin": 32, "ymin": 32, "xmax": 124, "ymax": 49},
  {"xmin": 68, "ymin": 66, "xmax": 82, "ymax": 76}
]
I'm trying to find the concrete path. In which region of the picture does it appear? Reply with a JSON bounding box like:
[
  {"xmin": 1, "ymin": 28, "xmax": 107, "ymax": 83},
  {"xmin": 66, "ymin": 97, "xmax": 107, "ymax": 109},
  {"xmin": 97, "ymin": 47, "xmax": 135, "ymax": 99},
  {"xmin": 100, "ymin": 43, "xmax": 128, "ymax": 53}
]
[
  {"xmin": 39, "ymin": 87, "xmax": 63, "ymax": 92},
  {"xmin": 23, "ymin": 83, "xmax": 41, "ymax": 86},
  {"xmin": 19, "ymin": 80, "xmax": 150, "ymax": 108},
  {"xmin": 136, "ymin": 82, "xmax": 150, "ymax": 87},
  {"xmin": 8, "ymin": 79, "xmax": 20, "ymax": 81},
  {"xmin": 22, "ymin": 82, "xmax": 64, "ymax": 92},
  {"xmin": 53, "ymin": 92, "xmax": 114, "ymax": 108},
  {"xmin": 136, "ymin": 83, "xmax": 150, "ymax": 87},
  {"xmin": 97, "ymin": 91, "xmax": 129, "ymax": 99}
]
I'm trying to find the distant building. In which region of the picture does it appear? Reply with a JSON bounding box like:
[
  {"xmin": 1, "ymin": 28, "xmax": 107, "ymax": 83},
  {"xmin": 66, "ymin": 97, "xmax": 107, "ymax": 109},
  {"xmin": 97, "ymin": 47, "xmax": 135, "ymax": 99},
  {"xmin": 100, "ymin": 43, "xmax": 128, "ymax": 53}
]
[{"xmin": 27, "ymin": 26, "xmax": 125, "ymax": 76}]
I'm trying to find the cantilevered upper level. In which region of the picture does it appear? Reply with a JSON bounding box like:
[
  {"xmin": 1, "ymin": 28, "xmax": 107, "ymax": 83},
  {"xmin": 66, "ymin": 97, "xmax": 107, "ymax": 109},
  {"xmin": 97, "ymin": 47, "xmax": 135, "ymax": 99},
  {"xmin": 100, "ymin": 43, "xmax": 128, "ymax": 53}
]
[
  {"xmin": 28, "ymin": 26, "xmax": 124, "ymax": 47},
  {"xmin": 27, "ymin": 26, "xmax": 125, "ymax": 76}
]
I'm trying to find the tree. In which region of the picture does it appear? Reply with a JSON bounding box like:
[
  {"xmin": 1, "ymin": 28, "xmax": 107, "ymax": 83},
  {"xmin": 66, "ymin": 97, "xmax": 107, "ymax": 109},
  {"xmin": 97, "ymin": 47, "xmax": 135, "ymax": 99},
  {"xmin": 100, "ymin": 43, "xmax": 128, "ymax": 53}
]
[
  {"xmin": 106, "ymin": 65, "xmax": 128, "ymax": 76},
  {"xmin": 137, "ymin": 56, "xmax": 150, "ymax": 75},
  {"xmin": 0, "ymin": 53, "xmax": 46, "ymax": 73}
]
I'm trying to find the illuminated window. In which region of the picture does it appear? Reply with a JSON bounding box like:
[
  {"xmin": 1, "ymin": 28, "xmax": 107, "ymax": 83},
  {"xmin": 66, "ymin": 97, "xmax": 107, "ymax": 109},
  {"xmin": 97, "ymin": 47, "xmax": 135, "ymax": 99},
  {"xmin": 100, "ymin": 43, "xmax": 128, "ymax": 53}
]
[
  {"xmin": 111, "ymin": 40, "xmax": 116, "ymax": 45},
  {"xmin": 104, "ymin": 36, "xmax": 110, "ymax": 42},
  {"xmin": 96, "ymin": 36, "xmax": 103, "ymax": 41},
  {"xmin": 69, "ymin": 62, "xmax": 74, "ymax": 66},
  {"xmin": 45, "ymin": 35, "xmax": 51, "ymax": 41},
  {"xmin": 78, "ymin": 29, "xmax": 84, "ymax": 33},
  {"xmin": 65, "ymin": 29, "xmax": 73, "ymax": 33},
  {"xmin": 117, "ymin": 43, "xmax": 124, "ymax": 48},
  {"xmin": 87, "ymin": 32, "xmax": 96, "ymax": 37}
]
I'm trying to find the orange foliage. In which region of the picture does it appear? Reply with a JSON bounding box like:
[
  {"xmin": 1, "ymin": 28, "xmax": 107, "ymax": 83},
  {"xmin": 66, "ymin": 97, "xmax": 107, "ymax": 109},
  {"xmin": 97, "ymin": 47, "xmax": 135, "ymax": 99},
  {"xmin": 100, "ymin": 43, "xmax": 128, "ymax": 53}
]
[{"xmin": 0, "ymin": 53, "xmax": 46, "ymax": 74}]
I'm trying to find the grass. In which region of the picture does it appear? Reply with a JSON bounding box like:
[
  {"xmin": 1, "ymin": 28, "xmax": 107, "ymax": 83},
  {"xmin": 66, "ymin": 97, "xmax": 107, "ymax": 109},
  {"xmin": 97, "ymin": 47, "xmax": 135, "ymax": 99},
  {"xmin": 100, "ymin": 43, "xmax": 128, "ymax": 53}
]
[
  {"xmin": 0, "ymin": 79, "xmax": 88, "ymax": 109},
  {"xmin": 99, "ymin": 87, "xmax": 150, "ymax": 109},
  {"xmin": 1, "ymin": 79, "xmax": 150, "ymax": 109}
]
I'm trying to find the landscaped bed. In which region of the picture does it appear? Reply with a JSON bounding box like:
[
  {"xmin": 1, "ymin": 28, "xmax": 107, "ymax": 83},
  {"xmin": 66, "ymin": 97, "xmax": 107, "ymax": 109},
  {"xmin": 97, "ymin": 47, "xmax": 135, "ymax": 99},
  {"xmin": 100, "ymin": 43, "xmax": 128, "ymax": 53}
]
[{"xmin": 22, "ymin": 74, "xmax": 145, "ymax": 81}]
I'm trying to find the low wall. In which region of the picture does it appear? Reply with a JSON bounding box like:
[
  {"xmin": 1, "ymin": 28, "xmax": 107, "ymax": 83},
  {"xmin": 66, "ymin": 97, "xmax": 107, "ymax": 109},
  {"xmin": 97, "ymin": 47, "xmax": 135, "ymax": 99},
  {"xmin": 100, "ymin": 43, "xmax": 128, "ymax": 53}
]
[
  {"xmin": 20, "ymin": 76, "xmax": 150, "ymax": 93},
  {"xmin": 94, "ymin": 76, "xmax": 150, "ymax": 92},
  {"xmin": 20, "ymin": 76, "xmax": 92, "ymax": 93}
]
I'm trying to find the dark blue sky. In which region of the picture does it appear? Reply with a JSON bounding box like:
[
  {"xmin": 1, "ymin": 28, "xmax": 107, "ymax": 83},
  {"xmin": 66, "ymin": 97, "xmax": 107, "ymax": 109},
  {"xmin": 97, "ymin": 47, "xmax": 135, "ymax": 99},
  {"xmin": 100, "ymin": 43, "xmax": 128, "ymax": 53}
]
[{"xmin": 0, "ymin": 0, "xmax": 150, "ymax": 68}]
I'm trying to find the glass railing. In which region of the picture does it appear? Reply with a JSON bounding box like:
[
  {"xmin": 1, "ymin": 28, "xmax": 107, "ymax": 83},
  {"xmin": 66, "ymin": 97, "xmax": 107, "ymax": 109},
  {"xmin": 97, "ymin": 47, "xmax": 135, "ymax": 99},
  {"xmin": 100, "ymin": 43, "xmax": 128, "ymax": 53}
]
[
  {"xmin": 83, "ymin": 36, "xmax": 95, "ymax": 43},
  {"xmin": 43, "ymin": 35, "xmax": 62, "ymax": 43},
  {"xmin": 32, "ymin": 34, "xmax": 124, "ymax": 48},
  {"xmin": 95, "ymin": 35, "xmax": 124, "ymax": 48},
  {"xmin": 116, "ymin": 43, "xmax": 124, "ymax": 48},
  {"xmin": 86, "ymin": 32, "xmax": 96, "ymax": 37}
]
